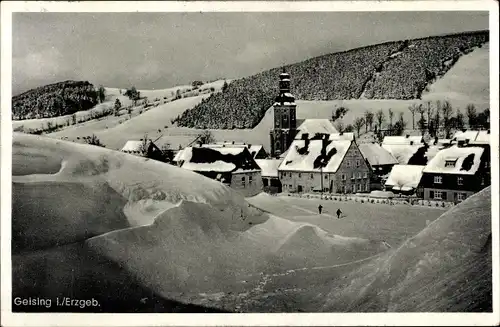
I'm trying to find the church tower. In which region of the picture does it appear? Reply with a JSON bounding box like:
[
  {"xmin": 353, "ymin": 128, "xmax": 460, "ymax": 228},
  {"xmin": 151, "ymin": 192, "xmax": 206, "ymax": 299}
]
[{"xmin": 270, "ymin": 69, "xmax": 297, "ymax": 157}]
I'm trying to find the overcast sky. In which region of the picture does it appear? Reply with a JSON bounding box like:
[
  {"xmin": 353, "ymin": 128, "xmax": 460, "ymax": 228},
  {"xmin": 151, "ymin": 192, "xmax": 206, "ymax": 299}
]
[{"xmin": 12, "ymin": 11, "xmax": 488, "ymax": 95}]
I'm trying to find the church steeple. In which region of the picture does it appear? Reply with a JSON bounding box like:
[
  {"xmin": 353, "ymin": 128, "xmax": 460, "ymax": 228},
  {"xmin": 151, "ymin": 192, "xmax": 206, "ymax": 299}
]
[{"xmin": 270, "ymin": 69, "xmax": 297, "ymax": 157}]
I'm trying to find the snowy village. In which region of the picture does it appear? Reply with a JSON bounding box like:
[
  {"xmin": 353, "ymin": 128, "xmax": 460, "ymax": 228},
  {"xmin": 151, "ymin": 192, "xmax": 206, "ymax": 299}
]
[{"xmin": 6, "ymin": 8, "xmax": 494, "ymax": 318}]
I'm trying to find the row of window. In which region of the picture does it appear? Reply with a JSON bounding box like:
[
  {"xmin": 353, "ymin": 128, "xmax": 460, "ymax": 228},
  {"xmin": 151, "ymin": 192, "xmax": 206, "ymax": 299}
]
[
  {"xmin": 281, "ymin": 172, "xmax": 369, "ymax": 180},
  {"xmin": 434, "ymin": 175, "xmax": 486, "ymax": 186},
  {"xmin": 284, "ymin": 183, "xmax": 369, "ymax": 193},
  {"xmin": 241, "ymin": 175, "xmax": 253, "ymax": 187},
  {"xmin": 346, "ymin": 159, "xmax": 361, "ymax": 168},
  {"xmin": 430, "ymin": 190, "xmax": 467, "ymax": 201}
]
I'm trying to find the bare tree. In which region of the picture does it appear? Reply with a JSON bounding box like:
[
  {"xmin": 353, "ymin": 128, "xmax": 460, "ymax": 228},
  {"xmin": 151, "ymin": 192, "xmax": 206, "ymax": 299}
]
[
  {"xmin": 466, "ymin": 103, "xmax": 477, "ymax": 128},
  {"xmin": 197, "ymin": 130, "xmax": 216, "ymax": 146},
  {"xmin": 334, "ymin": 121, "xmax": 345, "ymax": 133},
  {"xmin": 388, "ymin": 108, "xmax": 394, "ymax": 130},
  {"xmin": 353, "ymin": 117, "xmax": 366, "ymax": 138},
  {"xmin": 455, "ymin": 108, "xmax": 465, "ymax": 130},
  {"xmin": 364, "ymin": 110, "xmax": 374, "ymax": 132},
  {"xmin": 375, "ymin": 109, "xmax": 385, "ymax": 132},
  {"xmin": 441, "ymin": 100, "xmax": 454, "ymax": 138},
  {"xmin": 417, "ymin": 104, "xmax": 426, "ymax": 135},
  {"xmin": 139, "ymin": 134, "xmax": 150, "ymax": 156},
  {"xmin": 408, "ymin": 104, "xmax": 418, "ymax": 130}
]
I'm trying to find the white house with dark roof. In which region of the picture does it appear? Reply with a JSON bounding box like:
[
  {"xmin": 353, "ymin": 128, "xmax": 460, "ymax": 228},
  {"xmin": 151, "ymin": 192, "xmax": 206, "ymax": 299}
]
[
  {"xmin": 177, "ymin": 146, "xmax": 263, "ymax": 196},
  {"xmin": 278, "ymin": 135, "xmax": 371, "ymax": 194},
  {"xmin": 420, "ymin": 145, "xmax": 490, "ymax": 202}
]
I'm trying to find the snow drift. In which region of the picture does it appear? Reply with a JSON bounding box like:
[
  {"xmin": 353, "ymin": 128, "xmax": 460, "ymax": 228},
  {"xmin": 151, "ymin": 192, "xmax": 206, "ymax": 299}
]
[
  {"xmin": 322, "ymin": 186, "xmax": 492, "ymax": 312},
  {"xmin": 12, "ymin": 133, "xmax": 389, "ymax": 312}
]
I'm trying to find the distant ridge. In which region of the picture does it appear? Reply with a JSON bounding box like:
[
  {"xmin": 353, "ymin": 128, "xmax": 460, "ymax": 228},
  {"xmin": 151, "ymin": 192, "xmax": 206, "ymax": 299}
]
[{"xmin": 174, "ymin": 30, "xmax": 488, "ymax": 129}]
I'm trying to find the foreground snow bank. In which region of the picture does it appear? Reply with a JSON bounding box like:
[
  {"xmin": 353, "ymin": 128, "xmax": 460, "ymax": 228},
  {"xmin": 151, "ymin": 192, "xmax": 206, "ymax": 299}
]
[{"xmin": 322, "ymin": 186, "xmax": 492, "ymax": 312}]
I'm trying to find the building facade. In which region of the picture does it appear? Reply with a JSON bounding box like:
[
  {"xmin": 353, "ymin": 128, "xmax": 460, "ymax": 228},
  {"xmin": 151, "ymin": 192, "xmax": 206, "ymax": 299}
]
[
  {"xmin": 270, "ymin": 70, "xmax": 297, "ymax": 157},
  {"xmin": 279, "ymin": 137, "xmax": 371, "ymax": 194},
  {"xmin": 421, "ymin": 144, "xmax": 490, "ymax": 202}
]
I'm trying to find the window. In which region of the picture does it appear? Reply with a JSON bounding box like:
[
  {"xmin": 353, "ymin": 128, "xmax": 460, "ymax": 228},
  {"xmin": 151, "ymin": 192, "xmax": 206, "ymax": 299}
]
[
  {"xmin": 434, "ymin": 191, "xmax": 442, "ymax": 199},
  {"xmin": 457, "ymin": 193, "xmax": 466, "ymax": 201},
  {"xmin": 457, "ymin": 176, "xmax": 463, "ymax": 185},
  {"xmin": 366, "ymin": 183, "xmax": 370, "ymax": 191},
  {"xmin": 363, "ymin": 172, "xmax": 368, "ymax": 178},
  {"xmin": 298, "ymin": 173, "xmax": 302, "ymax": 178},
  {"xmin": 481, "ymin": 178, "xmax": 485, "ymax": 186},
  {"xmin": 289, "ymin": 184, "xmax": 292, "ymax": 189},
  {"xmin": 341, "ymin": 174, "xmax": 346, "ymax": 181},
  {"xmin": 341, "ymin": 186, "xmax": 346, "ymax": 193},
  {"xmin": 346, "ymin": 161, "xmax": 351, "ymax": 167},
  {"xmin": 352, "ymin": 184, "xmax": 356, "ymax": 193},
  {"xmin": 263, "ymin": 178, "xmax": 268, "ymax": 187},
  {"xmin": 434, "ymin": 176, "xmax": 442, "ymax": 184},
  {"xmin": 249, "ymin": 175, "xmax": 253, "ymax": 186},
  {"xmin": 358, "ymin": 172, "xmax": 362, "ymax": 179},
  {"xmin": 445, "ymin": 160, "xmax": 457, "ymax": 168},
  {"xmin": 325, "ymin": 175, "xmax": 328, "ymax": 179},
  {"xmin": 242, "ymin": 176, "xmax": 246, "ymax": 187},
  {"xmin": 310, "ymin": 174, "xmax": 314, "ymax": 179},
  {"xmin": 351, "ymin": 173, "xmax": 355, "ymax": 180},
  {"xmin": 356, "ymin": 159, "xmax": 360, "ymax": 167}
]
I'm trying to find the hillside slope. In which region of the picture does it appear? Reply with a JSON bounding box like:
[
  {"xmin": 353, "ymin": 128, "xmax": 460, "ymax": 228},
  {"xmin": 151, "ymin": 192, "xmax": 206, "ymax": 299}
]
[{"xmin": 175, "ymin": 31, "xmax": 488, "ymax": 129}]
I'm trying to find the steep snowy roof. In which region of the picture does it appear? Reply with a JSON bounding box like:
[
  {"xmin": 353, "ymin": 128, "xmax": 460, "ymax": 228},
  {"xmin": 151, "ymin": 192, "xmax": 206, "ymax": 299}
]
[
  {"xmin": 121, "ymin": 140, "xmax": 145, "ymax": 153},
  {"xmin": 358, "ymin": 143, "xmax": 398, "ymax": 166},
  {"xmin": 382, "ymin": 144, "xmax": 424, "ymax": 164},
  {"xmin": 423, "ymin": 145, "xmax": 485, "ymax": 175},
  {"xmin": 382, "ymin": 135, "xmax": 423, "ymax": 145},
  {"xmin": 294, "ymin": 119, "xmax": 338, "ymax": 140},
  {"xmin": 255, "ymin": 159, "xmax": 282, "ymax": 177},
  {"xmin": 173, "ymin": 149, "xmax": 185, "ymax": 162},
  {"xmin": 278, "ymin": 139, "xmax": 352, "ymax": 173},
  {"xmin": 385, "ymin": 165, "xmax": 425, "ymax": 190}
]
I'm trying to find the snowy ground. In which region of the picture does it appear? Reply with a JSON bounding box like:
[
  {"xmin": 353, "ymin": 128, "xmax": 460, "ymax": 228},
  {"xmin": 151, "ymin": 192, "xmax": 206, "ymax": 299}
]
[{"xmin": 12, "ymin": 133, "xmax": 491, "ymax": 313}]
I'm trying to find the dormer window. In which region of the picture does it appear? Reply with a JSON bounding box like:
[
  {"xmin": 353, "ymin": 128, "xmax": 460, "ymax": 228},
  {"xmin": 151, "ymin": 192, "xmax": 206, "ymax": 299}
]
[
  {"xmin": 457, "ymin": 176, "xmax": 463, "ymax": 185},
  {"xmin": 445, "ymin": 159, "xmax": 457, "ymax": 168}
]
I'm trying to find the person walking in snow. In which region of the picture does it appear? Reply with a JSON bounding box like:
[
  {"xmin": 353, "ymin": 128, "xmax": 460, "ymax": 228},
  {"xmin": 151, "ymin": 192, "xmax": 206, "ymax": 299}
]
[
  {"xmin": 336, "ymin": 208, "xmax": 343, "ymax": 219},
  {"xmin": 318, "ymin": 205, "xmax": 323, "ymax": 214}
]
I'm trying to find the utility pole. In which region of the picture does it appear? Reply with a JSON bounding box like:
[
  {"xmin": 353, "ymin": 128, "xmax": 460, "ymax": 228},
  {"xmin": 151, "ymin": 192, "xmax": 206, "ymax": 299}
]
[{"xmin": 320, "ymin": 164, "xmax": 324, "ymax": 200}]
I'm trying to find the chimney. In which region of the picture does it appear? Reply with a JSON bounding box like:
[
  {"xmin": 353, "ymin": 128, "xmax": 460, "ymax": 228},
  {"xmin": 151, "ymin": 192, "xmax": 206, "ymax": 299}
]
[
  {"xmin": 305, "ymin": 138, "xmax": 310, "ymax": 149},
  {"xmin": 301, "ymin": 133, "xmax": 309, "ymax": 140},
  {"xmin": 232, "ymin": 141, "xmax": 235, "ymax": 144},
  {"xmin": 340, "ymin": 131, "xmax": 344, "ymax": 136},
  {"xmin": 487, "ymin": 129, "xmax": 490, "ymax": 134},
  {"xmin": 406, "ymin": 134, "xmax": 410, "ymax": 138}
]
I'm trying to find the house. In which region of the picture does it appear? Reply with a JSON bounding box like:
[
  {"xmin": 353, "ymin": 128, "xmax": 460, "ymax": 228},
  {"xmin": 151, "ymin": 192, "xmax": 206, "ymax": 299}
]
[
  {"xmin": 452, "ymin": 129, "xmax": 490, "ymax": 146},
  {"xmin": 384, "ymin": 165, "xmax": 425, "ymax": 197},
  {"xmin": 381, "ymin": 134, "xmax": 427, "ymax": 165},
  {"xmin": 358, "ymin": 142, "xmax": 399, "ymax": 190},
  {"xmin": 278, "ymin": 134, "xmax": 371, "ymax": 194},
  {"xmin": 176, "ymin": 146, "xmax": 263, "ymax": 196},
  {"xmin": 255, "ymin": 158, "xmax": 282, "ymax": 194},
  {"xmin": 420, "ymin": 145, "xmax": 490, "ymax": 202},
  {"xmin": 121, "ymin": 139, "xmax": 167, "ymax": 162},
  {"xmin": 294, "ymin": 119, "xmax": 338, "ymax": 140},
  {"xmin": 202, "ymin": 142, "xmax": 268, "ymax": 159}
]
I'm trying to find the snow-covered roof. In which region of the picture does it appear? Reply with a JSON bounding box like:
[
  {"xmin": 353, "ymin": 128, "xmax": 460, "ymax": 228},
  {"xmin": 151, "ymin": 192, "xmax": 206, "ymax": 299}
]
[
  {"xmin": 278, "ymin": 139, "xmax": 352, "ymax": 173},
  {"xmin": 382, "ymin": 135, "xmax": 423, "ymax": 145},
  {"xmin": 255, "ymin": 159, "xmax": 282, "ymax": 177},
  {"xmin": 358, "ymin": 143, "xmax": 398, "ymax": 166},
  {"xmin": 453, "ymin": 130, "xmax": 479, "ymax": 142},
  {"xmin": 294, "ymin": 119, "xmax": 338, "ymax": 140},
  {"xmin": 381, "ymin": 144, "xmax": 424, "ymax": 164},
  {"xmin": 273, "ymin": 102, "xmax": 296, "ymax": 106},
  {"xmin": 329, "ymin": 133, "xmax": 355, "ymax": 141},
  {"xmin": 385, "ymin": 165, "xmax": 425, "ymax": 190},
  {"xmin": 423, "ymin": 145, "xmax": 485, "ymax": 175},
  {"xmin": 473, "ymin": 130, "xmax": 490, "ymax": 144},
  {"xmin": 121, "ymin": 140, "xmax": 146, "ymax": 153},
  {"xmin": 424, "ymin": 145, "xmax": 445, "ymax": 162},
  {"xmin": 182, "ymin": 161, "xmax": 236, "ymax": 172}
]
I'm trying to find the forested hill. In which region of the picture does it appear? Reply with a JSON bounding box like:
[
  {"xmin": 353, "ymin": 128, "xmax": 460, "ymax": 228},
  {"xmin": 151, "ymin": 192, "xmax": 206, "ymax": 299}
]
[
  {"xmin": 174, "ymin": 30, "xmax": 489, "ymax": 129},
  {"xmin": 12, "ymin": 81, "xmax": 99, "ymax": 120}
]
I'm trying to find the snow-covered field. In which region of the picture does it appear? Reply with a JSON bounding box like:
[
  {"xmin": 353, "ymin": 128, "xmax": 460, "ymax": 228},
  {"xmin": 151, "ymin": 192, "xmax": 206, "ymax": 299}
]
[{"xmin": 12, "ymin": 133, "xmax": 491, "ymax": 312}]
